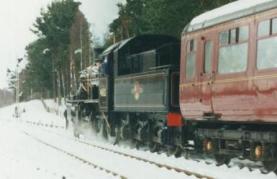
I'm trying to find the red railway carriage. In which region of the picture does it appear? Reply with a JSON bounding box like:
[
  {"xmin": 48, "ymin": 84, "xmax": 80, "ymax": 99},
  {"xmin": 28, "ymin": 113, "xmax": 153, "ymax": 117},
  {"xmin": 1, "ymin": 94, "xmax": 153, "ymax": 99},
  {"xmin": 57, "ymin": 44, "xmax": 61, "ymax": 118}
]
[
  {"xmin": 180, "ymin": 1, "xmax": 277, "ymax": 170},
  {"xmin": 180, "ymin": 1, "xmax": 277, "ymax": 122}
]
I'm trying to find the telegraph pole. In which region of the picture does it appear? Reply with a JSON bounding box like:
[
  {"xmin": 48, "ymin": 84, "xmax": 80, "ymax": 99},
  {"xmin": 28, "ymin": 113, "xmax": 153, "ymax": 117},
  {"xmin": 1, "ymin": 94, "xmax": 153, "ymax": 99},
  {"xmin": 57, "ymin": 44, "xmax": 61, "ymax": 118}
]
[
  {"xmin": 80, "ymin": 18, "xmax": 83, "ymax": 70},
  {"xmin": 15, "ymin": 58, "xmax": 23, "ymax": 118}
]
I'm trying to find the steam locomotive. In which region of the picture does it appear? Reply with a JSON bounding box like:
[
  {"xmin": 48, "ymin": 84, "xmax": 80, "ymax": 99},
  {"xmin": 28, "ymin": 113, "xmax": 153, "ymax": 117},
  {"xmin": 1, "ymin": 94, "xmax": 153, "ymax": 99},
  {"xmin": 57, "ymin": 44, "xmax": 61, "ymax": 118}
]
[{"xmin": 67, "ymin": 1, "xmax": 277, "ymax": 173}]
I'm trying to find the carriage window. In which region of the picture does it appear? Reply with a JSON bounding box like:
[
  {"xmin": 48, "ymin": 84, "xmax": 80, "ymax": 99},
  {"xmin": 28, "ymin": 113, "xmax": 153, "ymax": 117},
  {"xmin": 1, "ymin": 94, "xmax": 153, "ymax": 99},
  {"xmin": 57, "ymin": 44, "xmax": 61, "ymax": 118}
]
[
  {"xmin": 204, "ymin": 41, "xmax": 212, "ymax": 73},
  {"xmin": 220, "ymin": 26, "xmax": 248, "ymax": 46},
  {"xmin": 230, "ymin": 28, "xmax": 237, "ymax": 44},
  {"xmin": 258, "ymin": 20, "xmax": 270, "ymax": 37},
  {"xmin": 218, "ymin": 26, "xmax": 248, "ymax": 74},
  {"xmin": 257, "ymin": 37, "xmax": 277, "ymax": 69},
  {"xmin": 220, "ymin": 31, "xmax": 229, "ymax": 46},
  {"xmin": 219, "ymin": 44, "xmax": 248, "ymax": 74},
  {"xmin": 239, "ymin": 26, "xmax": 249, "ymax": 42},
  {"xmin": 186, "ymin": 39, "xmax": 196, "ymax": 80},
  {"xmin": 257, "ymin": 18, "xmax": 277, "ymax": 69},
  {"xmin": 273, "ymin": 18, "xmax": 277, "ymax": 34}
]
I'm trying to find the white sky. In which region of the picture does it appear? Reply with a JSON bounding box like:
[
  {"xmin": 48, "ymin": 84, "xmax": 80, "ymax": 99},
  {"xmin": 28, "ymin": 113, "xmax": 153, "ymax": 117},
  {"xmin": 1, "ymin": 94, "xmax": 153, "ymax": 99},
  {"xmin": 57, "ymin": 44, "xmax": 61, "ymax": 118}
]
[{"xmin": 0, "ymin": 0, "xmax": 122, "ymax": 89}]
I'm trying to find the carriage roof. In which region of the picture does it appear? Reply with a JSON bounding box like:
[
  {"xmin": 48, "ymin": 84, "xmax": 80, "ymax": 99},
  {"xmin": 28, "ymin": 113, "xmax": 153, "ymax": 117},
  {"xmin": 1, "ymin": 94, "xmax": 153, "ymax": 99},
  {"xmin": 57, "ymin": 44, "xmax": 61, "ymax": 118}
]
[{"xmin": 185, "ymin": 0, "xmax": 277, "ymax": 33}]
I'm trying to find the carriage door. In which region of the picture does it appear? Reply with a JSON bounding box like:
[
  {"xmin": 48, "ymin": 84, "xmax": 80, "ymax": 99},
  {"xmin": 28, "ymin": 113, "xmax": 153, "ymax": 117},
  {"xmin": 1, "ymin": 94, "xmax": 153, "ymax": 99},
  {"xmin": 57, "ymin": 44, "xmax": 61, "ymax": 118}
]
[{"xmin": 199, "ymin": 35, "xmax": 215, "ymax": 116}]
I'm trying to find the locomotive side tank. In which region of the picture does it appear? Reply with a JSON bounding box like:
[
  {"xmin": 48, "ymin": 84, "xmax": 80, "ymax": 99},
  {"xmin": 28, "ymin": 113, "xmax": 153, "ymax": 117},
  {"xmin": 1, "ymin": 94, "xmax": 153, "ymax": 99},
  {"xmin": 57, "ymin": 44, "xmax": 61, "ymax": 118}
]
[
  {"xmin": 113, "ymin": 37, "xmax": 180, "ymax": 113},
  {"xmin": 180, "ymin": 1, "xmax": 277, "ymax": 170}
]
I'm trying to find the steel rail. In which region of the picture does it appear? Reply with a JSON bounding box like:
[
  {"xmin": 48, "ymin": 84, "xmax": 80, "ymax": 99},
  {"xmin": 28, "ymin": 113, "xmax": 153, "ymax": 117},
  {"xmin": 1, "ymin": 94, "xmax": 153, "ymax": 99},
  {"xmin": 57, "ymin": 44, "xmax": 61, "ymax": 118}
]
[
  {"xmin": 23, "ymin": 131, "xmax": 127, "ymax": 179},
  {"xmin": 23, "ymin": 122, "xmax": 214, "ymax": 178},
  {"xmin": 78, "ymin": 139, "xmax": 214, "ymax": 179}
]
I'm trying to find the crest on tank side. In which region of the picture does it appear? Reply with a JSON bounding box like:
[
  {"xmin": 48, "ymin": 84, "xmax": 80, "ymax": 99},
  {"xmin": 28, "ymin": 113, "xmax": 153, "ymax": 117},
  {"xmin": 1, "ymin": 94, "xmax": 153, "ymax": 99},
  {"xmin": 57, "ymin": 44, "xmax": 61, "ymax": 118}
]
[{"xmin": 131, "ymin": 81, "xmax": 143, "ymax": 100}]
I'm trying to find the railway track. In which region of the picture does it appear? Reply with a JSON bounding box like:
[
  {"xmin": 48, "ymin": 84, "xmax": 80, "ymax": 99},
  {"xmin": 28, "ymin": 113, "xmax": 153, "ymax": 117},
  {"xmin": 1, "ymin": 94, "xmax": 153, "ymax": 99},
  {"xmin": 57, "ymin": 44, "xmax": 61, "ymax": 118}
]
[
  {"xmin": 23, "ymin": 121, "xmax": 275, "ymax": 178},
  {"xmin": 77, "ymin": 139, "xmax": 213, "ymax": 179},
  {"xmin": 22, "ymin": 122, "xmax": 214, "ymax": 179},
  {"xmin": 23, "ymin": 131, "xmax": 127, "ymax": 179}
]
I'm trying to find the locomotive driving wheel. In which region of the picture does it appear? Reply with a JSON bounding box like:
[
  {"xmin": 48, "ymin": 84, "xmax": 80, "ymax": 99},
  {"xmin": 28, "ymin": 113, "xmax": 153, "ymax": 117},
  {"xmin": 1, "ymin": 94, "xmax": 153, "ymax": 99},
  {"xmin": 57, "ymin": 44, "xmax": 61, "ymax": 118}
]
[
  {"xmin": 165, "ymin": 146, "xmax": 182, "ymax": 157},
  {"xmin": 174, "ymin": 146, "xmax": 183, "ymax": 158},
  {"xmin": 166, "ymin": 146, "xmax": 175, "ymax": 156},
  {"xmin": 106, "ymin": 124, "xmax": 120, "ymax": 145},
  {"xmin": 149, "ymin": 142, "xmax": 161, "ymax": 153},
  {"xmin": 94, "ymin": 117, "xmax": 103, "ymax": 134},
  {"xmin": 99, "ymin": 112, "xmax": 120, "ymax": 144},
  {"xmin": 134, "ymin": 140, "xmax": 143, "ymax": 149}
]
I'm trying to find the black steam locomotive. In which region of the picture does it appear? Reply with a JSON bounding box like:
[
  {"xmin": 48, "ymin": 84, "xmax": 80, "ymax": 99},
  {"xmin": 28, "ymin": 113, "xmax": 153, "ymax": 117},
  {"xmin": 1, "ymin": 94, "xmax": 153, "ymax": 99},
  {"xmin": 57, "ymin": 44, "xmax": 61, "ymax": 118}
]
[
  {"xmin": 66, "ymin": 1, "xmax": 277, "ymax": 173},
  {"xmin": 67, "ymin": 34, "xmax": 183, "ymax": 154}
]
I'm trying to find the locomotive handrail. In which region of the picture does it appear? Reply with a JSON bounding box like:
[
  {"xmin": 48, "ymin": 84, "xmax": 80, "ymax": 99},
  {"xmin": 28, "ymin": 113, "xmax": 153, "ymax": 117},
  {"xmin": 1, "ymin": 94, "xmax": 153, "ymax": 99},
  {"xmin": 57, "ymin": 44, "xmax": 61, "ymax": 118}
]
[
  {"xmin": 66, "ymin": 99, "xmax": 99, "ymax": 104},
  {"xmin": 114, "ymin": 69, "xmax": 169, "ymax": 80},
  {"xmin": 149, "ymin": 64, "xmax": 172, "ymax": 70}
]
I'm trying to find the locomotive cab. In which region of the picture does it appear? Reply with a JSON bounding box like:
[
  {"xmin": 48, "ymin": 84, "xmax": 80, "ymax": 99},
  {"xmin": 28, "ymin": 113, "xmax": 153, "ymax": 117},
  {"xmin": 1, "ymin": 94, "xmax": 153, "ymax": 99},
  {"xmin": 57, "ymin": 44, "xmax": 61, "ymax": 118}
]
[
  {"xmin": 111, "ymin": 35, "xmax": 183, "ymax": 149},
  {"xmin": 96, "ymin": 35, "xmax": 184, "ymax": 151}
]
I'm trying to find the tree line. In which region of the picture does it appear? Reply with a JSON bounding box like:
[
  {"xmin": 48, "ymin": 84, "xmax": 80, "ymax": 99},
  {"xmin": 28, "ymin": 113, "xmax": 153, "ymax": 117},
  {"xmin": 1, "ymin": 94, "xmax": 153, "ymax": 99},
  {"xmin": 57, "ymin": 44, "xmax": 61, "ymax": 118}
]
[
  {"xmin": 10, "ymin": 0, "xmax": 234, "ymax": 102},
  {"xmin": 14, "ymin": 0, "xmax": 92, "ymax": 103},
  {"xmin": 105, "ymin": 0, "xmax": 235, "ymax": 46}
]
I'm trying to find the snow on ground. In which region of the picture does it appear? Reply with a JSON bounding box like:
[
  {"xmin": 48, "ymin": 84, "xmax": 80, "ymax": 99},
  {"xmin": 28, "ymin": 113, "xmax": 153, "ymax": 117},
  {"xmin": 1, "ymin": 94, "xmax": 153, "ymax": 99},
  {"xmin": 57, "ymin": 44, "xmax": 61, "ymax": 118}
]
[
  {"xmin": 43, "ymin": 98, "xmax": 67, "ymax": 117},
  {"xmin": 22, "ymin": 124, "xmax": 193, "ymax": 179},
  {"xmin": 0, "ymin": 121, "xmax": 116, "ymax": 179},
  {"xmin": 34, "ymin": 125, "xmax": 277, "ymax": 179},
  {"xmin": 0, "ymin": 100, "xmax": 118, "ymax": 179},
  {"xmin": 0, "ymin": 100, "xmax": 276, "ymax": 179},
  {"xmin": 0, "ymin": 101, "xmax": 190, "ymax": 179},
  {"xmin": 0, "ymin": 100, "xmax": 65, "ymax": 128}
]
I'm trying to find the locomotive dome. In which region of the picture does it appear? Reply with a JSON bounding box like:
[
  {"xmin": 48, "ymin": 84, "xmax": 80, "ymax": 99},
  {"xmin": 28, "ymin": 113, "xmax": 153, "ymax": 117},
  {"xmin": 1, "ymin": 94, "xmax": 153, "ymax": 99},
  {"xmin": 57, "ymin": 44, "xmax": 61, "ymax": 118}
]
[{"xmin": 185, "ymin": 0, "xmax": 277, "ymax": 33}]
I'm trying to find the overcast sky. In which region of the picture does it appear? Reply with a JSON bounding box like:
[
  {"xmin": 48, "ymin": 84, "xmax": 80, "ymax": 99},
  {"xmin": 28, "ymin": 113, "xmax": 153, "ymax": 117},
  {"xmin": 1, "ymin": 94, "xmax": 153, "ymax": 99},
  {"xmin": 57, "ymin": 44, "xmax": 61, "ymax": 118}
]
[{"xmin": 0, "ymin": 0, "xmax": 122, "ymax": 89}]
